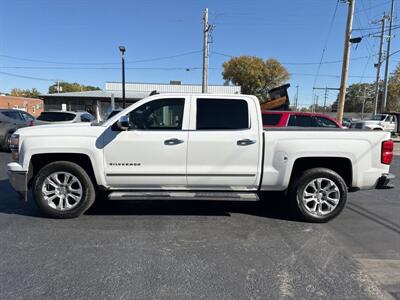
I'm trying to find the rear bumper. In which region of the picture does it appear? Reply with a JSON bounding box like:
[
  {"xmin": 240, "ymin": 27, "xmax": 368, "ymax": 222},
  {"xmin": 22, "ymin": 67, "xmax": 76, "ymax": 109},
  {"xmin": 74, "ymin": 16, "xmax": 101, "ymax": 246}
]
[
  {"xmin": 376, "ymin": 173, "xmax": 396, "ymax": 189},
  {"xmin": 7, "ymin": 162, "xmax": 28, "ymax": 201}
]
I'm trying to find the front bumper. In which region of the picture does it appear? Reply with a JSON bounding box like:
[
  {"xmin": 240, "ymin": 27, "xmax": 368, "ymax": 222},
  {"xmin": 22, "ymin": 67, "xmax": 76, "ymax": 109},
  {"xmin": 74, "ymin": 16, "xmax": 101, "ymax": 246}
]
[
  {"xmin": 7, "ymin": 162, "xmax": 28, "ymax": 201},
  {"xmin": 376, "ymin": 173, "xmax": 396, "ymax": 189}
]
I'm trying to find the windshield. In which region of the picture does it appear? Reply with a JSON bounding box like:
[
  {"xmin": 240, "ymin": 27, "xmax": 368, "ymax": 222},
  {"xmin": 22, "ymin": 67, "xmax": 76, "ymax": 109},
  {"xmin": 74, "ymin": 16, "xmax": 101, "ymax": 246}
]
[
  {"xmin": 372, "ymin": 114, "xmax": 387, "ymax": 121},
  {"xmin": 37, "ymin": 112, "xmax": 76, "ymax": 122}
]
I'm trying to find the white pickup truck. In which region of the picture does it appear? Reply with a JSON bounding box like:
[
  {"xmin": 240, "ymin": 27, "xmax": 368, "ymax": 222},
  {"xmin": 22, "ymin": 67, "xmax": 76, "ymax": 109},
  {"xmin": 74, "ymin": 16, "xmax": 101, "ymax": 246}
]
[
  {"xmin": 7, "ymin": 93, "xmax": 395, "ymax": 222},
  {"xmin": 352, "ymin": 113, "xmax": 398, "ymax": 132}
]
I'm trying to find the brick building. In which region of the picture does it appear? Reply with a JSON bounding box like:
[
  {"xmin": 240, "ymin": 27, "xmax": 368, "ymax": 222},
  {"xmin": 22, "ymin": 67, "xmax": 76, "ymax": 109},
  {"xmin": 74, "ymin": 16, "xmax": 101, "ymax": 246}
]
[{"xmin": 0, "ymin": 95, "xmax": 44, "ymax": 117}]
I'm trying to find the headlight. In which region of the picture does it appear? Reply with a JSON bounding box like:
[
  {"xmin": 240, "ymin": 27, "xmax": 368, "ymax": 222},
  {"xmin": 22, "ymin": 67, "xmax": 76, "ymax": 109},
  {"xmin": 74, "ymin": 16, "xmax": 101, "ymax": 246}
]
[{"xmin": 9, "ymin": 134, "xmax": 19, "ymax": 161}]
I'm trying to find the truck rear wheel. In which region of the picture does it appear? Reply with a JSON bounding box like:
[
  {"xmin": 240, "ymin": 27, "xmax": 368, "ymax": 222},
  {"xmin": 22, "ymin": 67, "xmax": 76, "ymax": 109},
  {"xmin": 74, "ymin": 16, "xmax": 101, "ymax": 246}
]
[
  {"xmin": 289, "ymin": 168, "xmax": 347, "ymax": 223},
  {"xmin": 33, "ymin": 161, "xmax": 96, "ymax": 218}
]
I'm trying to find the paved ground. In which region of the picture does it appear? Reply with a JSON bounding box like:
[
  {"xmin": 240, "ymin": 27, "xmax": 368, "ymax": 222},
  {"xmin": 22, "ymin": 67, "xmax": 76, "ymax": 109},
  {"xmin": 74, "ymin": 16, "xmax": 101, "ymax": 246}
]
[{"xmin": 0, "ymin": 152, "xmax": 399, "ymax": 299}]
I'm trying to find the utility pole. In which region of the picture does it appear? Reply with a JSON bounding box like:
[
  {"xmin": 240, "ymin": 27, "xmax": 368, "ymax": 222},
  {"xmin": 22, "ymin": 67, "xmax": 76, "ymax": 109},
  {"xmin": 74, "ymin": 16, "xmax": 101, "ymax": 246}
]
[
  {"xmin": 202, "ymin": 8, "xmax": 210, "ymax": 93},
  {"xmin": 337, "ymin": 0, "xmax": 356, "ymax": 124},
  {"xmin": 295, "ymin": 85, "xmax": 299, "ymax": 110},
  {"xmin": 358, "ymin": 87, "xmax": 373, "ymax": 119},
  {"xmin": 313, "ymin": 87, "xmax": 340, "ymax": 109},
  {"xmin": 382, "ymin": 0, "xmax": 395, "ymax": 113},
  {"xmin": 372, "ymin": 14, "xmax": 387, "ymax": 115}
]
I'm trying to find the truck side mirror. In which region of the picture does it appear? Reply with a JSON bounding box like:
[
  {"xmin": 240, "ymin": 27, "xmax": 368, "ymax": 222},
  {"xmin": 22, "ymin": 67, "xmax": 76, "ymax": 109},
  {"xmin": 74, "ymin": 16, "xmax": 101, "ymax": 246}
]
[{"xmin": 117, "ymin": 115, "xmax": 130, "ymax": 131}]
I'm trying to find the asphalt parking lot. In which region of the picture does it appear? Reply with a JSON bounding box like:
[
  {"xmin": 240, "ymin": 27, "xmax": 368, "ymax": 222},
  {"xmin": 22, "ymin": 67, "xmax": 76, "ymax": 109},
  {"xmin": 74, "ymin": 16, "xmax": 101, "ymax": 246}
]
[{"xmin": 0, "ymin": 152, "xmax": 399, "ymax": 299}]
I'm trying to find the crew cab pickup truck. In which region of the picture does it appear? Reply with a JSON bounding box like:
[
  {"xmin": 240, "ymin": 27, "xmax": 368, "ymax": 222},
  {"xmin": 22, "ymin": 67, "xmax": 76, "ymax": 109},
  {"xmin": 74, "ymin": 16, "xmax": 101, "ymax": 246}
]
[{"xmin": 7, "ymin": 94, "xmax": 395, "ymax": 222}]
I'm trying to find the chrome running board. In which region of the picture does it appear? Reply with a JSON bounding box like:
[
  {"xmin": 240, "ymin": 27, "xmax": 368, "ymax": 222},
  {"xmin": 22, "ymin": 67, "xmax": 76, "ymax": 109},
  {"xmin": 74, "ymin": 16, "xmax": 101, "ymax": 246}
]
[{"xmin": 108, "ymin": 191, "xmax": 259, "ymax": 202}]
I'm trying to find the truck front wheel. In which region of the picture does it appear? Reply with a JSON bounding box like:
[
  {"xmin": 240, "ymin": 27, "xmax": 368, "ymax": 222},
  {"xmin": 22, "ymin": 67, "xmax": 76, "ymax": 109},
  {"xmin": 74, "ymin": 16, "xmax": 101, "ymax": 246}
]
[
  {"xmin": 33, "ymin": 161, "xmax": 96, "ymax": 218},
  {"xmin": 289, "ymin": 168, "xmax": 347, "ymax": 223}
]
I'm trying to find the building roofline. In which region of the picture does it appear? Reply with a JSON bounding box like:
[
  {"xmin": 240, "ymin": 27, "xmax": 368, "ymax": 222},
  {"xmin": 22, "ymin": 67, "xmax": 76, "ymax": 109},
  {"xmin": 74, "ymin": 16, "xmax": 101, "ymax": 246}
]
[{"xmin": 105, "ymin": 81, "xmax": 240, "ymax": 88}]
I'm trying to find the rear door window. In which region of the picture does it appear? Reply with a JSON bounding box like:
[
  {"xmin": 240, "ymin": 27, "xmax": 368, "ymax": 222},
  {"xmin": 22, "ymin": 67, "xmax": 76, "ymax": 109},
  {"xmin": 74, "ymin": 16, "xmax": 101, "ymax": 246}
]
[
  {"xmin": 262, "ymin": 113, "xmax": 282, "ymax": 126},
  {"xmin": 196, "ymin": 99, "xmax": 249, "ymax": 130},
  {"xmin": 288, "ymin": 115, "xmax": 317, "ymax": 127},
  {"xmin": 314, "ymin": 116, "xmax": 339, "ymax": 128}
]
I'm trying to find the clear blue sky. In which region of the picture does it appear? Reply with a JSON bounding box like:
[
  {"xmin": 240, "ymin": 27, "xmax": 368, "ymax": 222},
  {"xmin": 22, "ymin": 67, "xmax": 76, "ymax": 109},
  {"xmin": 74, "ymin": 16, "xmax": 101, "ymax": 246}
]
[{"xmin": 0, "ymin": 0, "xmax": 398, "ymax": 106}]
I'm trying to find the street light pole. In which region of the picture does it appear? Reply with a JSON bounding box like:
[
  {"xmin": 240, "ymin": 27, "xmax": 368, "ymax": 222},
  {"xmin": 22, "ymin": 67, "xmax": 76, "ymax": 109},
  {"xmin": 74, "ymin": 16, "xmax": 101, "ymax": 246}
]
[{"xmin": 119, "ymin": 46, "xmax": 126, "ymax": 108}]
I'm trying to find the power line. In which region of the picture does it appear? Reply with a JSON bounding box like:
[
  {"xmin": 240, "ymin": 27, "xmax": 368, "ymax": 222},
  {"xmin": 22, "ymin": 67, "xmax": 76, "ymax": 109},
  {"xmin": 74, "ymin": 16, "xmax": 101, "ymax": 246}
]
[
  {"xmin": 358, "ymin": 25, "xmax": 400, "ymax": 38},
  {"xmin": 354, "ymin": 0, "xmax": 391, "ymax": 14},
  {"xmin": 127, "ymin": 50, "xmax": 202, "ymax": 64},
  {"xmin": 291, "ymin": 72, "xmax": 375, "ymax": 79},
  {"xmin": 0, "ymin": 66, "xmax": 204, "ymax": 70},
  {"xmin": 353, "ymin": 24, "xmax": 400, "ymax": 30},
  {"xmin": 211, "ymin": 50, "xmax": 376, "ymax": 65},
  {"xmin": 0, "ymin": 50, "xmax": 202, "ymax": 66},
  {"xmin": 313, "ymin": 0, "xmax": 340, "ymax": 88},
  {"xmin": 0, "ymin": 71, "xmax": 56, "ymax": 81}
]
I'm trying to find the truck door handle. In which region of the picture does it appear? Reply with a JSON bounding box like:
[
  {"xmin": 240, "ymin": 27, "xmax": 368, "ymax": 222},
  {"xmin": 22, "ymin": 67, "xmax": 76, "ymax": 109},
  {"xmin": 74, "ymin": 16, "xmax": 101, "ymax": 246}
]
[
  {"xmin": 164, "ymin": 138, "xmax": 184, "ymax": 145},
  {"xmin": 237, "ymin": 139, "xmax": 256, "ymax": 146}
]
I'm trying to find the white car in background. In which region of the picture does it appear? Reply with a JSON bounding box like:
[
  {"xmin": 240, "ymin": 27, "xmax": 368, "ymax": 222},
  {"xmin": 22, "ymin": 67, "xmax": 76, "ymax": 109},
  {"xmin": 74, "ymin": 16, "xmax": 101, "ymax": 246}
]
[{"xmin": 36, "ymin": 111, "xmax": 96, "ymax": 123}]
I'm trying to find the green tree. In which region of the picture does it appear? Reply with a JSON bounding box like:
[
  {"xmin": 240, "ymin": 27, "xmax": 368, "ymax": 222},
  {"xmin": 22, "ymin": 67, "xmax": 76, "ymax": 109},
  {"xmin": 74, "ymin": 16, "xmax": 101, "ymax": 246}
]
[
  {"xmin": 10, "ymin": 88, "xmax": 41, "ymax": 98},
  {"xmin": 387, "ymin": 63, "xmax": 400, "ymax": 111},
  {"xmin": 331, "ymin": 83, "xmax": 374, "ymax": 113},
  {"xmin": 48, "ymin": 82, "xmax": 101, "ymax": 94},
  {"xmin": 222, "ymin": 56, "xmax": 290, "ymax": 100}
]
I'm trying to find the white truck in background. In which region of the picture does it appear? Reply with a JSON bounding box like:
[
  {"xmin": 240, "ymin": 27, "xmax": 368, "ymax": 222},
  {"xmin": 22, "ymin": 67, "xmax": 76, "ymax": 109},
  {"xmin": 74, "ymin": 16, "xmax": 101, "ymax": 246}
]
[
  {"xmin": 7, "ymin": 93, "xmax": 395, "ymax": 222},
  {"xmin": 352, "ymin": 113, "xmax": 398, "ymax": 133}
]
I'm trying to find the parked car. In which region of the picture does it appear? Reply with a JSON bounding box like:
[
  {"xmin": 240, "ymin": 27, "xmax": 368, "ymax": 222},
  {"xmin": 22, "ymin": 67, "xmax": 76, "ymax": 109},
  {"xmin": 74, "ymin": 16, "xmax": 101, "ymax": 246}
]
[
  {"xmin": 341, "ymin": 117, "xmax": 354, "ymax": 128},
  {"xmin": 262, "ymin": 111, "xmax": 342, "ymax": 128},
  {"xmin": 8, "ymin": 94, "xmax": 394, "ymax": 223},
  {"xmin": 351, "ymin": 114, "xmax": 398, "ymax": 133},
  {"xmin": 0, "ymin": 109, "xmax": 43, "ymax": 151},
  {"xmin": 37, "ymin": 111, "xmax": 96, "ymax": 123}
]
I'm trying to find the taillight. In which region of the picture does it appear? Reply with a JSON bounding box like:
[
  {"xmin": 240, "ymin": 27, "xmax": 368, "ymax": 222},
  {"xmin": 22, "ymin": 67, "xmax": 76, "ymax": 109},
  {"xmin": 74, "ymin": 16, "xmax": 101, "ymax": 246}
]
[{"xmin": 381, "ymin": 140, "xmax": 394, "ymax": 165}]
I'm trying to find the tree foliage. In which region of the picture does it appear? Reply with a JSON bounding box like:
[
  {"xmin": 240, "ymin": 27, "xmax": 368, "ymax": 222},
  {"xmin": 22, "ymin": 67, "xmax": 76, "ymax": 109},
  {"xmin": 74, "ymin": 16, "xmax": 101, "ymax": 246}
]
[
  {"xmin": 222, "ymin": 56, "xmax": 290, "ymax": 99},
  {"xmin": 48, "ymin": 82, "xmax": 101, "ymax": 94},
  {"xmin": 387, "ymin": 63, "xmax": 400, "ymax": 111},
  {"xmin": 331, "ymin": 83, "xmax": 375, "ymax": 113},
  {"xmin": 10, "ymin": 88, "xmax": 41, "ymax": 98}
]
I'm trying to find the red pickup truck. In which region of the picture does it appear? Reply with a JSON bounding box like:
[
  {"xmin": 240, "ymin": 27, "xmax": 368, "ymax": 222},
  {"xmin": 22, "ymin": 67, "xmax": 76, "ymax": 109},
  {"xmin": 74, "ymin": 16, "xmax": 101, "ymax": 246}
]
[{"xmin": 262, "ymin": 111, "xmax": 343, "ymax": 128}]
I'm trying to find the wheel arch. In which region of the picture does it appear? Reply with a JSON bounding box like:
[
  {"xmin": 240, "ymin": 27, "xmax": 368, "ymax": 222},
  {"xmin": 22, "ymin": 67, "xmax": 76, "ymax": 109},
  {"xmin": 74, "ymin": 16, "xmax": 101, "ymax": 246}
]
[
  {"xmin": 28, "ymin": 153, "xmax": 98, "ymax": 189},
  {"xmin": 289, "ymin": 157, "xmax": 353, "ymax": 188}
]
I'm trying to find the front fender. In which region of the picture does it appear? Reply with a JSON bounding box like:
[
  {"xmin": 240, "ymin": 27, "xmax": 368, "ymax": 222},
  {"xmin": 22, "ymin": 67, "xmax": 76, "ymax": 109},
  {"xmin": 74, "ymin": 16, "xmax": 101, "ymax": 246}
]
[{"xmin": 19, "ymin": 136, "xmax": 106, "ymax": 187}]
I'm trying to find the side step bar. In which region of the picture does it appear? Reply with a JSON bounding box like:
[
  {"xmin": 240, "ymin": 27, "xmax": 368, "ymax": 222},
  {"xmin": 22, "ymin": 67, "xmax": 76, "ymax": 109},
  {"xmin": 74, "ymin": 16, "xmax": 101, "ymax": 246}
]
[{"xmin": 108, "ymin": 191, "xmax": 259, "ymax": 202}]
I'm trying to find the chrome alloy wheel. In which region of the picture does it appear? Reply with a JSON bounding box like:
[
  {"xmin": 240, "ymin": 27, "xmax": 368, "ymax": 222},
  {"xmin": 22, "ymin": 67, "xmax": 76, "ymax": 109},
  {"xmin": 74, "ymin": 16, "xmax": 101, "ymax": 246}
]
[
  {"xmin": 301, "ymin": 178, "xmax": 340, "ymax": 217},
  {"xmin": 41, "ymin": 172, "xmax": 83, "ymax": 211}
]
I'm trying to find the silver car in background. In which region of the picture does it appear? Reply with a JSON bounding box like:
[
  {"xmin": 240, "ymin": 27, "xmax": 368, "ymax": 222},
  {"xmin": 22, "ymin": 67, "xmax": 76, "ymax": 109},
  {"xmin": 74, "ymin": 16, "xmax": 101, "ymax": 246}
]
[{"xmin": 0, "ymin": 109, "xmax": 45, "ymax": 151}]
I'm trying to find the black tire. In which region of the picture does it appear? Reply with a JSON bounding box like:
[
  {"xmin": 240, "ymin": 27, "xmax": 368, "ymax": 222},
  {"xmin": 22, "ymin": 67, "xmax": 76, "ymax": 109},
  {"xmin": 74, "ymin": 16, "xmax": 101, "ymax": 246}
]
[
  {"xmin": 288, "ymin": 168, "xmax": 347, "ymax": 223},
  {"xmin": 33, "ymin": 161, "xmax": 96, "ymax": 218},
  {"xmin": 1, "ymin": 133, "xmax": 12, "ymax": 152}
]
